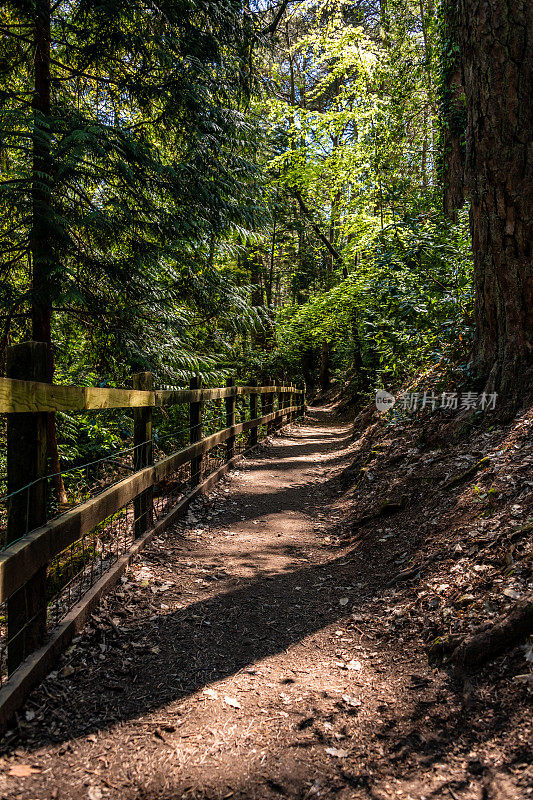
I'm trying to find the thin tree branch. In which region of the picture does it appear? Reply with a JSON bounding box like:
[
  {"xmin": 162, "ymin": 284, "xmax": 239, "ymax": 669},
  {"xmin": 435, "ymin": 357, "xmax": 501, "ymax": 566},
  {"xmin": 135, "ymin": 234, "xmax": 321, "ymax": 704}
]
[
  {"xmin": 261, "ymin": 0, "xmax": 300, "ymax": 37},
  {"xmin": 292, "ymin": 189, "xmax": 343, "ymax": 265}
]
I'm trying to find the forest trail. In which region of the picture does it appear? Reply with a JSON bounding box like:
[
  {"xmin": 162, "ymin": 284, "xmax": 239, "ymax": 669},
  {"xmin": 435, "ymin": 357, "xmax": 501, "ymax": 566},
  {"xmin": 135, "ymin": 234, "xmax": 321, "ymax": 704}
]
[{"xmin": 0, "ymin": 409, "xmax": 528, "ymax": 799}]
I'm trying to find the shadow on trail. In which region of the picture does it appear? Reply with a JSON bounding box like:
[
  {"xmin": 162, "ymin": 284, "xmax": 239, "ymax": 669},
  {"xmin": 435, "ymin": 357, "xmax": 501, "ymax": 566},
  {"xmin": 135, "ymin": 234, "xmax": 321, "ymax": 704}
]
[
  {"xmin": 20, "ymin": 550, "xmax": 520, "ymax": 798},
  {"xmin": 20, "ymin": 546, "xmax": 375, "ymax": 746},
  {"xmin": 6, "ymin": 409, "xmax": 373, "ymax": 751},
  {"xmin": 3, "ymin": 407, "xmax": 522, "ymax": 800}
]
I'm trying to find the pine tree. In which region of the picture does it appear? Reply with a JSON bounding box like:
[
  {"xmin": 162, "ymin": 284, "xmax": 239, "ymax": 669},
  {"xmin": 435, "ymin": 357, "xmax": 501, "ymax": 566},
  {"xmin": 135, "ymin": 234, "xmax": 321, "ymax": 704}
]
[{"xmin": 0, "ymin": 0, "xmax": 263, "ymax": 376}]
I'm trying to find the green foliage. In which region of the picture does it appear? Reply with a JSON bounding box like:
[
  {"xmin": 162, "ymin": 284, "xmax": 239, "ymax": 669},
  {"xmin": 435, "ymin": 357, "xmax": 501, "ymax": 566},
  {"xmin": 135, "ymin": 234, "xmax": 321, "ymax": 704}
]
[
  {"xmin": 0, "ymin": 0, "xmax": 478, "ymax": 479},
  {"xmin": 275, "ymin": 209, "xmax": 473, "ymax": 394},
  {"xmin": 240, "ymin": 0, "xmax": 475, "ymax": 398},
  {"xmin": 0, "ymin": 0, "xmax": 266, "ymax": 383}
]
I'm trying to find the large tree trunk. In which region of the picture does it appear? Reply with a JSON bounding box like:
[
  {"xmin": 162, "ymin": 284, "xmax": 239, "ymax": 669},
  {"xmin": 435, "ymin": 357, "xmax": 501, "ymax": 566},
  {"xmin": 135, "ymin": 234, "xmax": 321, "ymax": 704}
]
[
  {"xmin": 328, "ymin": 188, "xmax": 342, "ymax": 285},
  {"xmin": 441, "ymin": 0, "xmax": 465, "ymax": 219},
  {"xmin": 458, "ymin": 0, "xmax": 533, "ymax": 394},
  {"xmin": 249, "ymin": 249, "xmax": 270, "ymax": 349},
  {"xmin": 249, "ymin": 251, "xmax": 263, "ymax": 309}
]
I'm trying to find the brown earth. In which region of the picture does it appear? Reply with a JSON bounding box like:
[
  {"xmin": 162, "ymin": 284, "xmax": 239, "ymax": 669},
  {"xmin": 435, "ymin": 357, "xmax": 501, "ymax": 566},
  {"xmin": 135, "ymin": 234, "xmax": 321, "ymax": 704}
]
[{"xmin": 0, "ymin": 406, "xmax": 531, "ymax": 800}]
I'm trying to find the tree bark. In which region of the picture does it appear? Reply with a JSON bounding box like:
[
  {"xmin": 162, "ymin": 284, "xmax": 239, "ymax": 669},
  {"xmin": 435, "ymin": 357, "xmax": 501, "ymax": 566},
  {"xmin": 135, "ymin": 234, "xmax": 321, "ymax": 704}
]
[
  {"xmin": 249, "ymin": 249, "xmax": 267, "ymax": 347},
  {"xmin": 441, "ymin": 0, "xmax": 465, "ymax": 218},
  {"xmin": 457, "ymin": 0, "xmax": 533, "ymax": 394},
  {"xmin": 31, "ymin": 0, "xmax": 52, "ymax": 346},
  {"xmin": 267, "ymin": 217, "xmax": 276, "ymax": 309},
  {"xmin": 328, "ymin": 188, "xmax": 342, "ymax": 284}
]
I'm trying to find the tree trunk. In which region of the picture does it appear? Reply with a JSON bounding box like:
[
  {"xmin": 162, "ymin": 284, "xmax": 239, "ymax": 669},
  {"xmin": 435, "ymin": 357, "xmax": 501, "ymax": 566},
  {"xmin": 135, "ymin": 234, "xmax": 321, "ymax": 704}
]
[
  {"xmin": 351, "ymin": 310, "xmax": 364, "ymax": 375},
  {"xmin": 250, "ymin": 251, "xmax": 263, "ymax": 309},
  {"xmin": 441, "ymin": 0, "xmax": 466, "ymax": 219},
  {"xmin": 31, "ymin": 0, "xmax": 52, "ymax": 346},
  {"xmin": 292, "ymin": 190, "xmax": 343, "ymax": 266},
  {"xmin": 267, "ymin": 217, "xmax": 276, "ymax": 309},
  {"xmin": 319, "ymin": 341, "xmax": 331, "ymax": 392},
  {"xmin": 328, "ymin": 189, "xmax": 341, "ymax": 285},
  {"xmin": 250, "ymin": 250, "xmax": 267, "ymax": 347},
  {"xmin": 301, "ymin": 348, "xmax": 315, "ymax": 395},
  {"xmin": 421, "ymin": 106, "xmax": 428, "ymax": 189},
  {"xmin": 31, "ymin": 0, "xmax": 67, "ymax": 506},
  {"xmin": 458, "ymin": 0, "xmax": 533, "ymax": 394}
]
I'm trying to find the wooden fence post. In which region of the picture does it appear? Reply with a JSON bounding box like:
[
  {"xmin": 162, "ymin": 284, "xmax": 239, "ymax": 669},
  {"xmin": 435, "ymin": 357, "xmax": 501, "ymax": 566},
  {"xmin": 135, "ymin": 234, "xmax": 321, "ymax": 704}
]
[
  {"xmin": 276, "ymin": 381, "xmax": 285, "ymax": 430},
  {"xmin": 225, "ymin": 378, "xmax": 235, "ymax": 461},
  {"xmin": 288, "ymin": 383, "xmax": 292, "ymax": 421},
  {"xmin": 133, "ymin": 371, "xmax": 153, "ymax": 537},
  {"xmin": 190, "ymin": 376, "xmax": 203, "ymax": 486},
  {"xmin": 258, "ymin": 382, "xmax": 265, "ymax": 441},
  {"xmin": 6, "ymin": 342, "xmax": 48, "ymax": 674},
  {"xmin": 265, "ymin": 380, "xmax": 273, "ymax": 435},
  {"xmin": 249, "ymin": 380, "xmax": 258, "ymax": 447}
]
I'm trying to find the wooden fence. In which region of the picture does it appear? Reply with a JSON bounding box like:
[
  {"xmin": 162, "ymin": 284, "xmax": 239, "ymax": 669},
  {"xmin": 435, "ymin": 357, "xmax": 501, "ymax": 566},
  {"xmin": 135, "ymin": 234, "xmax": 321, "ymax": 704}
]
[{"xmin": 0, "ymin": 341, "xmax": 305, "ymax": 728}]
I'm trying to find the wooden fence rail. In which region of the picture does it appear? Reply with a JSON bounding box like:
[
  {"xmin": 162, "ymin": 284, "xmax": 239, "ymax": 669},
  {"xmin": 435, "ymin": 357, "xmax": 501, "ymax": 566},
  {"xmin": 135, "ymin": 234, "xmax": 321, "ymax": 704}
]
[
  {"xmin": 0, "ymin": 404, "xmax": 303, "ymax": 604},
  {"xmin": 0, "ymin": 342, "xmax": 306, "ymax": 726},
  {"xmin": 0, "ymin": 377, "xmax": 296, "ymax": 414}
]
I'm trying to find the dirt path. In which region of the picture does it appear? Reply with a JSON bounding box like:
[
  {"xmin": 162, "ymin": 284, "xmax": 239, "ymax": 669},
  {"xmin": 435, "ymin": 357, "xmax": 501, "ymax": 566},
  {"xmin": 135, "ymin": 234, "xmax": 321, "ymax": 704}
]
[{"xmin": 0, "ymin": 409, "xmax": 528, "ymax": 799}]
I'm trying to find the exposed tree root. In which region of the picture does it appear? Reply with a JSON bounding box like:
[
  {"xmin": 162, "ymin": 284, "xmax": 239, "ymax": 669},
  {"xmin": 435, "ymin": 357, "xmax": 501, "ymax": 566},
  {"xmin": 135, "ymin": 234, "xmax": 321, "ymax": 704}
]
[
  {"xmin": 355, "ymin": 494, "xmax": 408, "ymax": 528},
  {"xmin": 386, "ymin": 555, "xmax": 438, "ymax": 588},
  {"xmin": 442, "ymin": 456, "xmax": 491, "ymax": 490},
  {"xmin": 450, "ymin": 594, "xmax": 533, "ymax": 672}
]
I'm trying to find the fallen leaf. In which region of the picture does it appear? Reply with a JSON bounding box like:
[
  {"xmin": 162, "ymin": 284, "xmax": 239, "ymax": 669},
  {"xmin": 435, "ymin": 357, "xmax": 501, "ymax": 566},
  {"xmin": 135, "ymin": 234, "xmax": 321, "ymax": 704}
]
[
  {"xmin": 346, "ymin": 660, "xmax": 362, "ymax": 671},
  {"xmin": 60, "ymin": 665, "xmax": 75, "ymax": 678},
  {"xmin": 203, "ymin": 688, "xmax": 219, "ymax": 699},
  {"xmin": 223, "ymin": 696, "xmax": 241, "ymax": 709},
  {"xmin": 325, "ymin": 747, "xmax": 348, "ymax": 758},
  {"xmin": 339, "ymin": 598, "xmax": 349, "ymax": 606},
  {"xmin": 503, "ymin": 588, "xmax": 521, "ymax": 600},
  {"xmin": 342, "ymin": 694, "xmax": 361, "ymax": 706},
  {"xmin": 8, "ymin": 764, "xmax": 41, "ymax": 777}
]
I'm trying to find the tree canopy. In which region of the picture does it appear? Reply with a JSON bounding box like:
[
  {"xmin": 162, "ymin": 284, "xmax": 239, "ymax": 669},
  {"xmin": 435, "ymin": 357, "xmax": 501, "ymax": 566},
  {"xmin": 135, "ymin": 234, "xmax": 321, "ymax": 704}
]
[{"xmin": 1, "ymin": 0, "xmax": 531, "ymax": 473}]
